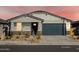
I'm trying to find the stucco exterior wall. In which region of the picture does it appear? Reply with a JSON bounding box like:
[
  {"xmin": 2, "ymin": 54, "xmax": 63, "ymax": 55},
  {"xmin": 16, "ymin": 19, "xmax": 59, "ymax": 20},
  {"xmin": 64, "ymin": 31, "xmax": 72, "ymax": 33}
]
[
  {"xmin": 32, "ymin": 13, "xmax": 71, "ymax": 32},
  {"xmin": 10, "ymin": 16, "xmax": 41, "ymax": 22},
  {"xmin": 64, "ymin": 20, "xmax": 71, "ymax": 31},
  {"xmin": 32, "ymin": 13, "xmax": 64, "ymax": 23},
  {"xmin": 22, "ymin": 22, "xmax": 31, "ymax": 31},
  {"xmin": 0, "ymin": 25, "xmax": 4, "ymax": 34},
  {"xmin": 10, "ymin": 16, "xmax": 42, "ymax": 32},
  {"xmin": 38, "ymin": 22, "xmax": 42, "ymax": 31}
]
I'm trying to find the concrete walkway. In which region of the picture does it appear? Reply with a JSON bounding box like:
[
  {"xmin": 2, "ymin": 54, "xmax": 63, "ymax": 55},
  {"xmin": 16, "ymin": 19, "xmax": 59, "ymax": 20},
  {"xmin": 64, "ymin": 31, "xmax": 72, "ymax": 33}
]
[{"xmin": 0, "ymin": 36, "xmax": 79, "ymax": 45}]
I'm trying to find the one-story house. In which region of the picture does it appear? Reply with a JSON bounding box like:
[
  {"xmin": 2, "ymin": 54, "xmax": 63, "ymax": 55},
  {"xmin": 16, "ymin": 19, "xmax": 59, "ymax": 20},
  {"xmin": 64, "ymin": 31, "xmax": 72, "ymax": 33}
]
[
  {"xmin": 0, "ymin": 18, "xmax": 8, "ymax": 39},
  {"xmin": 4, "ymin": 10, "xmax": 73, "ymax": 36},
  {"xmin": 7, "ymin": 14, "xmax": 44, "ymax": 36},
  {"xmin": 71, "ymin": 21, "xmax": 79, "ymax": 35},
  {"xmin": 27, "ymin": 10, "xmax": 72, "ymax": 35}
]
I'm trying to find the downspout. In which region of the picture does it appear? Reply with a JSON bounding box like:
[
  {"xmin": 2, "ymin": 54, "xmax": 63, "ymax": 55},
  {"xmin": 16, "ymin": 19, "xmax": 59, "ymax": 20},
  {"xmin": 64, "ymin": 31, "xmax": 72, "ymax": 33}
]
[
  {"xmin": 62, "ymin": 19, "xmax": 66, "ymax": 35},
  {"xmin": 8, "ymin": 21, "xmax": 11, "ymax": 36}
]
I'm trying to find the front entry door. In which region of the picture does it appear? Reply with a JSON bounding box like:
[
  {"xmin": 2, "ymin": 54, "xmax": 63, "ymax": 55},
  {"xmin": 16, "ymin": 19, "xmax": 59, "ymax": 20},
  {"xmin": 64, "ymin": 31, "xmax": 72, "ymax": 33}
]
[{"xmin": 31, "ymin": 22, "xmax": 38, "ymax": 35}]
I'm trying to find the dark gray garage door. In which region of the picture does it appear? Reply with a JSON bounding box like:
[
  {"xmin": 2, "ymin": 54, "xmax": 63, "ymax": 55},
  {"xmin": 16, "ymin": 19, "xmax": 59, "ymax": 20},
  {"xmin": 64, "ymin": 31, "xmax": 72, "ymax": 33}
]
[{"xmin": 42, "ymin": 23, "xmax": 66, "ymax": 35}]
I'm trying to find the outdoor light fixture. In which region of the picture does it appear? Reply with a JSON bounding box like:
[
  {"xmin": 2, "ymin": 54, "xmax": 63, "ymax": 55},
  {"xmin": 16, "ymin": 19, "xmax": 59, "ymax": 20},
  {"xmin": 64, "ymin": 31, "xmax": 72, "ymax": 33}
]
[{"xmin": 33, "ymin": 23, "xmax": 36, "ymax": 26}]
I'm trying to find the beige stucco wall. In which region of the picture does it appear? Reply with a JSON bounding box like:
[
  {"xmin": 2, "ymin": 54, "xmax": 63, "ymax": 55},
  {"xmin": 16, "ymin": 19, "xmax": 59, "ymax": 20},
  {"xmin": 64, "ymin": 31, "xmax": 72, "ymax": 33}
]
[
  {"xmin": 38, "ymin": 22, "xmax": 42, "ymax": 31},
  {"xmin": 32, "ymin": 13, "xmax": 64, "ymax": 23},
  {"xmin": 0, "ymin": 24, "xmax": 5, "ymax": 39},
  {"xmin": 32, "ymin": 13, "xmax": 71, "ymax": 32},
  {"xmin": 10, "ymin": 16, "xmax": 42, "ymax": 32},
  {"xmin": 10, "ymin": 16, "xmax": 41, "ymax": 22},
  {"xmin": 64, "ymin": 20, "xmax": 71, "ymax": 31}
]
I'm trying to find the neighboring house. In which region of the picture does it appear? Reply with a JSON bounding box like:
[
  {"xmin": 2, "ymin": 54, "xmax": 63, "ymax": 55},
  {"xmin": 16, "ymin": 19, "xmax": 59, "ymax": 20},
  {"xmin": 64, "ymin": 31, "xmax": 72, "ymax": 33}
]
[
  {"xmin": 71, "ymin": 21, "xmax": 79, "ymax": 35},
  {"xmin": 0, "ymin": 19, "xmax": 8, "ymax": 39},
  {"xmin": 27, "ymin": 10, "xmax": 72, "ymax": 35},
  {"xmin": 7, "ymin": 14, "xmax": 44, "ymax": 36}
]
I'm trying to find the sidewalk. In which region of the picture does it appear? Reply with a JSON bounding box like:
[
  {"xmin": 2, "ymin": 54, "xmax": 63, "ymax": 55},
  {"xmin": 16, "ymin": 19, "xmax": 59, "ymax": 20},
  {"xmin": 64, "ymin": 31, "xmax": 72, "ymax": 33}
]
[{"xmin": 0, "ymin": 36, "xmax": 79, "ymax": 45}]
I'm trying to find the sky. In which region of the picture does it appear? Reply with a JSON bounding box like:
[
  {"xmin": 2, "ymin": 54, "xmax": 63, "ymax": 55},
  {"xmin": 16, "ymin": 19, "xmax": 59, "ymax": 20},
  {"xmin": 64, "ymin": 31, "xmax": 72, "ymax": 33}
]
[{"xmin": 0, "ymin": 6, "xmax": 79, "ymax": 21}]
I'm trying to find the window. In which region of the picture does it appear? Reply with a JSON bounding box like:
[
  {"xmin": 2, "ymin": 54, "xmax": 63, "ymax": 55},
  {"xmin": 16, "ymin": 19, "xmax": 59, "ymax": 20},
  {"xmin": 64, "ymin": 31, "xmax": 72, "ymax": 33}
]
[
  {"xmin": 14, "ymin": 22, "xmax": 16, "ymax": 26},
  {"xmin": 16, "ymin": 23, "xmax": 22, "ymax": 31},
  {"xmin": 22, "ymin": 22, "xmax": 27, "ymax": 26},
  {"xmin": 22, "ymin": 22, "xmax": 30, "ymax": 27}
]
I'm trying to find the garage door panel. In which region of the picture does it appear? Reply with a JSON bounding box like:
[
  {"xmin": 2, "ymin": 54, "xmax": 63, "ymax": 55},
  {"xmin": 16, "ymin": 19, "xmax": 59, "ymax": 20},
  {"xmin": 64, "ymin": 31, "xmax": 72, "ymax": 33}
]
[{"xmin": 42, "ymin": 23, "xmax": 66, "ymax": 35}]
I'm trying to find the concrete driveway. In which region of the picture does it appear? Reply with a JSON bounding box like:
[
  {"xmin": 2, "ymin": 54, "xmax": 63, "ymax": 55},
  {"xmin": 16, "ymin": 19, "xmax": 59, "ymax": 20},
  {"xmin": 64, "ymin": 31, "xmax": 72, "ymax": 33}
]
[
  {"xmin": 41, "ymin": 36, "xmax": 79, "ymax": 45},
  {"xmin": 0, "ymin": 36, "xmax": 79, "ymax": 45}
]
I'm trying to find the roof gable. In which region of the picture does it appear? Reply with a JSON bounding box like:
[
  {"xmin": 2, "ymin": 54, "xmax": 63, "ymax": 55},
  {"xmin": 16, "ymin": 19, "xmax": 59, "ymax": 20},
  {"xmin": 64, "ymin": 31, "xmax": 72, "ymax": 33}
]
[
  {"xmin": 0, "ymin": 18, "xmax": 7, "ymax": 24},
  {"xmin": 27, "ymin": 10, "xmax": 72, "ymax": 22},
  {"xmin": 7, "ymin": 14, "xmax": 44, "ymax": 22}
]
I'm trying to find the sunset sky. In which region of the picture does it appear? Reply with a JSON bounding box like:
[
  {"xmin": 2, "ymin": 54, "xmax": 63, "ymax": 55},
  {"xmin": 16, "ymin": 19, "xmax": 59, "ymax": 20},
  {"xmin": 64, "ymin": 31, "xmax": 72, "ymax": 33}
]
[{"xmin": 0, "ymin": 6, "xmax": 79, "ymax": 21}]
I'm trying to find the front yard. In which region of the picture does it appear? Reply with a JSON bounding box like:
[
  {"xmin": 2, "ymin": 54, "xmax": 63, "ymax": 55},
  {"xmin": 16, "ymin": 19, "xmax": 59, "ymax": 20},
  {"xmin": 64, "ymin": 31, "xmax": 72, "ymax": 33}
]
[{"xmin": 0, "ymin": 36, "xmax": 79, "ymax": 45}]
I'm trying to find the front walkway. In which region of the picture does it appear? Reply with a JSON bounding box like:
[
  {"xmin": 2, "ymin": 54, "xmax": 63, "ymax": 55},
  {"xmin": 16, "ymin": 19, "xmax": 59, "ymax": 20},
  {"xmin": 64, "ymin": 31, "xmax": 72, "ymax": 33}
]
[{"xmin": 0, "ymin": 36, "xmax": 79, "ymax": 45}]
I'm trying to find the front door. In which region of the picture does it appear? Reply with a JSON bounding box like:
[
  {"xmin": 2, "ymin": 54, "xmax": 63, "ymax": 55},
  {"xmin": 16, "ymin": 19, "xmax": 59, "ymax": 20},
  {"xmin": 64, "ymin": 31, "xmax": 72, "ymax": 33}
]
[{"xmin": 31, "ymin": 22, "xmax": 38, "ymax": 35}]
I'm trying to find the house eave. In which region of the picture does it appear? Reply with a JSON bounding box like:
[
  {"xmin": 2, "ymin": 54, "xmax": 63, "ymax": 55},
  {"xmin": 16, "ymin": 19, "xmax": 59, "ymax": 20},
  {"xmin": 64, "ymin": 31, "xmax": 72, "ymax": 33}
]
[{"xmin": 27, "ymin": 10, "xmax": 72, "ymax": 22}]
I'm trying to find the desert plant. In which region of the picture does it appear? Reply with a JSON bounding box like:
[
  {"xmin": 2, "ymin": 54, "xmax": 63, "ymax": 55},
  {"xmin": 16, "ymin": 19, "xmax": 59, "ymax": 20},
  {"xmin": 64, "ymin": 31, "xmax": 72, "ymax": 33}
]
[
  {"xmin": 16, "ymin": 35, "xmax": 20, "ymax": 39},
  {"xmin": 25, "ymin": 34, "xmax": 30, "ymax": 38},
  {"xmin": 36, "ymin": 35, "xmax": 41, "ymax": 40},
  {"xmin": 5, "ymin": 36, "xmax": 11, "ymax": 40}
]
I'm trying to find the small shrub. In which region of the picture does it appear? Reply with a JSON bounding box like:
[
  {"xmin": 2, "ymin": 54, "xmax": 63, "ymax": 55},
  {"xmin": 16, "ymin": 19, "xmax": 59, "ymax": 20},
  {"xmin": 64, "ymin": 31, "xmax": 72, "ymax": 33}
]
[
  {"xmin": 0, "ymin": 37, "xmax": 1, "ymax": 40},
  {"xmin": 16, "ymin": 36, "xmax": 19, "ymax": 39},
  {"xmin": 5, "ymin": 36, "xmax": 11, "ymax": 40},
  {"xmin": 36, "ymin": 35, "xmax": 41, "ymax": 39},
  {"xmin": 25, "ymin": 34, "xmax": 30, "ymax": 38}
]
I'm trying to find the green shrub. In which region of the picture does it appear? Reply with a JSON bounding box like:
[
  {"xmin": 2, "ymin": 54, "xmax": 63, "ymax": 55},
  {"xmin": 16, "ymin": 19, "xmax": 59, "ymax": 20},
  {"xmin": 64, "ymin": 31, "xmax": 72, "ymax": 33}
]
[
  {"xmin": 5, "ymin": 36, "xmax": 11, "ymax": 40},
  {"xmin": 25, "ymin": 34, "xmax": 30, "ymax": 38}
]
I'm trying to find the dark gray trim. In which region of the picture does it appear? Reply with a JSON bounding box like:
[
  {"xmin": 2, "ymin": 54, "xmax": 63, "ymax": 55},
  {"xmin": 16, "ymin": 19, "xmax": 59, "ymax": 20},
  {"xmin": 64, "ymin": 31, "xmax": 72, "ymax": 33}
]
[
  {"xmin": 6, "ymin": 10, "xmax": 72, "ymax": 22},
  {"xmin": 7, "ymin": 14, "xmax": 44, "ymax": 22},
  {"xmin": 27, "ymin": 10, "xmax": 72, "ymax": 22},
  {"xmin": 0, "ymin": 18, "xmax": 8, "ymax": 24}
]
